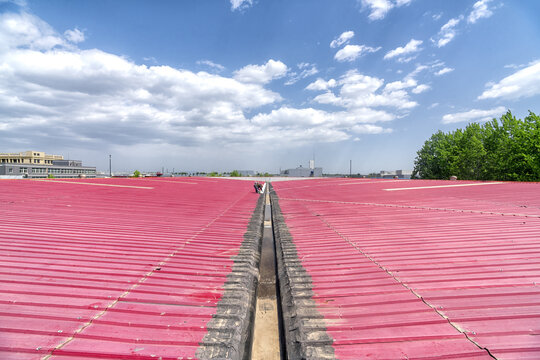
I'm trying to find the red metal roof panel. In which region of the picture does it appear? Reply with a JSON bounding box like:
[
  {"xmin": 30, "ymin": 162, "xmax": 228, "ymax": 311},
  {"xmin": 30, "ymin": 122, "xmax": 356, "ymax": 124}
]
[
  {"xmin": 0, "ymin": 177, "xmax": 260, "ymax": 359},
  {"xmin": 272, "ymin": 178, "xmax": 540, "ymax": 359}
]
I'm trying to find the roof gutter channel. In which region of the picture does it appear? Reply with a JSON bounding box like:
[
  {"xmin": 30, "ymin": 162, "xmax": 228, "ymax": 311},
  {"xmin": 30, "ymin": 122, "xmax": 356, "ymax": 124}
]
[
  {"xmin": 269, "ymin": 184, "xmax": 336, "ymax": 360},
  {"xmin": 196, "ymin": 193, "xmax": 265, "ymax": 359},
  {"xmin": 251, "ymin": 187, "xmax": 286, "ymax": 360}
]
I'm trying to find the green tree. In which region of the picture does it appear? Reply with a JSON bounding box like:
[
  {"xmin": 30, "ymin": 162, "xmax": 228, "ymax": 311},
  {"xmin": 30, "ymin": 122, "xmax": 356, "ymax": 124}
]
[
  {"xmin": 453, "ymin": 123, "xmax": 486, "ymax": 180},
  {"xmin": 413, "ymin": 111, "xmax": 540, "ymax": 181},
  {"xmin": 230, "ymin": 170, "xmax": 241, "ymax": 177},
  {"xmin": 133, "ymin": 170, "xmax": 141, "ymax": 177},
  {"xmin": 412, "ymin": 130, "xmax": 455, "ymax": 179}
]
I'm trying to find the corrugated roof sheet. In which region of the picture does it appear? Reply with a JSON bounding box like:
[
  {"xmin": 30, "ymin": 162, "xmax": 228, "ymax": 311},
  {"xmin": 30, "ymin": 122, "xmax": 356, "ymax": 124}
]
[
  {"xmin": 272, "ymin": 178, "xmax": 540, "ymax": 360},
  {"xmin": 0, "ymin": 178, "xmax": 260, "ymax": 359}
]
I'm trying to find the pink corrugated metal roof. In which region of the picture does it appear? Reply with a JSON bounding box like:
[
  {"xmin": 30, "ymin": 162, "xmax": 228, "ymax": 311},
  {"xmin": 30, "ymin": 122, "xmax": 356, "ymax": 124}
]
[
  {"xmin": 0, "ymin": 178, "xmax": 259, "ymax": 359},
  {"xmin": 273, "ymin": 178, "xmax": 540, "ymax": 359}
]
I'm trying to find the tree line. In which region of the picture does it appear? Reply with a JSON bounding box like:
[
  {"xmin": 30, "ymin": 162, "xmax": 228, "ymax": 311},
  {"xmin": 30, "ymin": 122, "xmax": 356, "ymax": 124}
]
[{"xmin": 412, "ymin": 111, "xmax": 540, "ymax": 181}]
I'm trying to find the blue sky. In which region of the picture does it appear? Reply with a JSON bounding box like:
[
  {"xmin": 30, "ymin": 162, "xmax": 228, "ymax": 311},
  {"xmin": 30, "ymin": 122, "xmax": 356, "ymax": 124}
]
[{"xmin": 1, "ymin": 0, "xmax": 539, "ymax": 174}]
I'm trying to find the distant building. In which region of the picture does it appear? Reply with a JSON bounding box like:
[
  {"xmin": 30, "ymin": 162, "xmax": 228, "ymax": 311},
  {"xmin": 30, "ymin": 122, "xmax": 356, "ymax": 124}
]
[
  {"xmin": 281, "ymin": 161, "xmax": 322, "ymax": 177},
  {"xmin": 0, "ymin": 151, "xmax": 96, "ymax": 178},
  {"xmin": 380, "ymin": 169, "xmax": 412, "ymax": 179}
]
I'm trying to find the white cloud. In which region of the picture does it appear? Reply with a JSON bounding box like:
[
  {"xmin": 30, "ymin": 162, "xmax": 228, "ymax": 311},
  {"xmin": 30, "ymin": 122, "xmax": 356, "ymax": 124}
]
[
  {"xmin": 478, "ymin": 61, "xmax": 540, "ymax": 100},
  {"xmin": 384, "ymin": 78, "xmax": 417, "ymax": 92},
  {"xmin": 334, "ymin": 44, "xmax": 381, "ymax": 62},
  {"xmin": 0, "ymin": 12, "xmax": 286, "ymax": 148},
  {"xmin": 405, "ymin": 64, "xmax": 428, "ymax": 80},
  {"xmin": 233, "ymin": 59, "xmax": 288, "ymax": 84},
  {"xmin": 360, "ymin": 0, "xmax": 412, "ymax": 21},
  {"xmin": 442, "ymin": 106, "xmax": 506, "ymax": 124},
  {"xmin": 396, "ymin": 56, "xmax": 417, "ymax": 64},
  {"xmin": 312, "ymin": 70, "xmax": 418, "ymax": 111},
  {"xmin": 432, "ymin": 16, "xmax": 462, "ymax": 47},
  {"xmin": 435, "ymin": 67, "xmax": 454, "ymax": 76},
  {"xmin": 250, "ymin": 107, "xmax": 392, "ymax": 140},
  {"xmin": 0, "ymin": 12, "xmax": 66, "ymax": 51},
  {"xmin": 330, "ymin": 31, "xmax": 354, "ymax": 48},
  {"xmin": 504, "ymin": 63, "xmax": 526, "ymax": 70},
  {"xmin": 384, "ymin": 39, "xmax": 422, "ymax": 61},
  {"xmin": 197, "ymin": 59, "xmax": 225, "ymax": 72},
  {"xmin": 252, "ymin": 107, "xmax": 332, "ymax": 126},
  {"xmin": 64, "ymin": 28, "xmax": 84, "ymax": 43},
  {"xmin": 468, "ymin": 0, "xmax": 494, "ymax": 24},
  {"xmin": 230, "ymin": 0, "xmax": 253, "ymax": 11},
  {"xmin": 285, "ymin": 63, "xmax": 318, "ymax": 85},
  {"xmin": 0, "ymin": 10, "xmax": 397, "ymax": 156},
  {"xmin": 352, "ymin": 124, "xmax": 393, "ymax": 134},
  {"xmin": 1, "ymin": 0, "xmax": 28, "ymax": 6},
  {"xmin": 313, "ymin": 91, "xmax": 341, "ymax": 105},
  {"xmin": 412, "ymin": 84, "xmax": 431, "ymax": 94},
  {"xmin": 305, "ymin": 78, "xmax": 337, "ymax": 91}
]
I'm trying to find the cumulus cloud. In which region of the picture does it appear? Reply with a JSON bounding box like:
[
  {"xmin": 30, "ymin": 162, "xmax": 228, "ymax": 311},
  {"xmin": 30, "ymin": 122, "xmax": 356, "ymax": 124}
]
[
  {"xmin": 230, "ymin": 0, "xmax": 253, "ymax": 11},
  {"xmin": 250, "ymin": 107, "xmax": 392, "ymax": 140},
  {"xmin": 334, "ymin": 44, "xmax": 381, "ymax": 62},
  {"xmin": 330, "ymin": 31, "xmax": 354, "ymax": 48},
  {"xmin": 478, "ymin": 61, "xmax": 540, "ymax": 100},
  {"xmin": 0, "ymin": 11, "xmax": 397, "ymax": 156},
  {"xmin": 360, "ymin": 0, "xmax": 412, "ymax": 21},
  {"xmin": 0, "ymin": 12, "xmax": 285, "ymax": 148},
  {"xmin": 64, "ymin": 28, "xmax": 84, "ymax": 43},
  {"xmin": 0, "ymin": 11, "xmax": 66, "ymax": 51},
  {"xmin": 311, "ymin": 70, "xmax": 418, "ymax": 111},
  {"xmin": 468, "ymin": 0, "xmax": 494, "ymax": 24},
  {"xmin": 233, "ymin": 59, "xmax": 288, "ymax": 84},
  {"xmin": 305, "ymin": 78, "xmax": 337, "ymax": 91},
  {"xmin": 432, "ymin": 16, "xmax": 462, "ymax": 47},
  {"xmin": 442, "ymin": 106, "xmax": 506, "ymax": 124},
  {"xmin": 384, "ymin": 39, "xmax": 422, "ymax": 62}
]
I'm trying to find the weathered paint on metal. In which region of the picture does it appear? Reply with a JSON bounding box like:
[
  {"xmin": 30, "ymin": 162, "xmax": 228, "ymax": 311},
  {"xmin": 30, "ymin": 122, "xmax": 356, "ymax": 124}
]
[
  {"xmin": 273, "ymin": 178, "xmax": 540, "ymax": 360},
  {"xmin": 0, "ymin": 177, "xmax": 260, "ymax": 359}
]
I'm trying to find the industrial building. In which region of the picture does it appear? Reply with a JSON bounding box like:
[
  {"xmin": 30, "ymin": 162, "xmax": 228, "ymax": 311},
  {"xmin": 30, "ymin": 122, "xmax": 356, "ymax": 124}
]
[
  {"xmin": 0, "ymin": 151, "xmax": 96, "ymax": 178},
  {"xmin": 281, "ymin": 160, "xmax": 322, "ymax": 177},
  {"xmin": 379, "ymin": 169, "xmax": 412, "ymax": 179}
]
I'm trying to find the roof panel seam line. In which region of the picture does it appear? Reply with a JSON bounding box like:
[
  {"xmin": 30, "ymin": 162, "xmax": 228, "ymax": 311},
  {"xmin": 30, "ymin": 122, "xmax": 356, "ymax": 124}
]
[
  {"xmin": 298, "ymin": 201, "xmax": 498, "ymax": 360},
  {"xmin": 41, "ymin": 192, "xmax": 252, "ymax": 360},
  {"xmin": 280, "ymin": 197, "xmax": 539, "ymax": 218}
]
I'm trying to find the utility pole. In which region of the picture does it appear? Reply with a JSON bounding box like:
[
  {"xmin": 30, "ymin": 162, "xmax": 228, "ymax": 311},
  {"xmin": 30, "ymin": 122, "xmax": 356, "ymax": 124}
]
[
  {"xmin": 350, "ymin": 160, "xmax": 352, "ymax": 177},
  {"xmin": 109, "ymin": 155, "xmax": 112, "ymax": 177}
]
